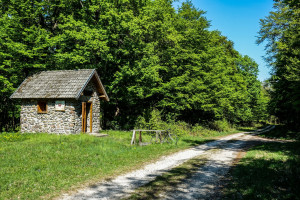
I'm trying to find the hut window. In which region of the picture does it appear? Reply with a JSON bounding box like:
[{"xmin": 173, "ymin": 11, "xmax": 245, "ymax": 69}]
[{"xmin": 37, "ymin": 101, "xmax": 47, "ymax": 113}]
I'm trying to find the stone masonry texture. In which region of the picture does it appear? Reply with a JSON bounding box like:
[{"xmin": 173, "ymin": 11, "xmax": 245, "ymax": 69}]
[{"xmin": 20, "ymin": 81, "xmax": 101, "ymax": 134}]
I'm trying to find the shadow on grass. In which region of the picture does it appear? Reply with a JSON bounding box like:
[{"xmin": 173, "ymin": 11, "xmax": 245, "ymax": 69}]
[
  {"xmin": 236, "ymin": 128, "xmax": 255, "ymax": 132},
  {"xmin": 259, "ymin": 125, "xmax": 300, "ymax": 140},
  {"xmin": 223, "ymin": 141, "xmax": 300, "ymax": 200},
  {"xmin": 126, "ymin": 157, "xmax": 207, "ymax": 200},
  {"xmin": 181, "ymin": 139, "xmax": 216, "ymax": 147}
]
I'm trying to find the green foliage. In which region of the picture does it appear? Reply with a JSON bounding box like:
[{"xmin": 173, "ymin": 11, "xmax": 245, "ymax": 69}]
[
  {"xmin": 209, "ymin": 119, "xmax": 232, "ymax": 132},
  {"xmin": 134, "ymin": 108, "xmax": 164, "ymax": 130},
  {"xmin": 191, "ymin": 124, "xmax": 205, "ymax": 135},
  {"xmin": 134, "ymin": 110, "xmax": 236, "ymax": 137},
  {"xmin": 0, "ymin": 0, "xmax": 269, "ymax": 130},
  {"xmin": 164, "ymin": 121, "xmax": 191, "ymax": 137},
  {"xmin": 148, "ymin": 108, "xmax": 164, "ymax": 130},
  {"xmin": 257, "ymin": 0, "xmax": 300, "ymax": 128},
  {"xmin": 134, "ymin": 116, "xmax": 147, "ymax": 129}
]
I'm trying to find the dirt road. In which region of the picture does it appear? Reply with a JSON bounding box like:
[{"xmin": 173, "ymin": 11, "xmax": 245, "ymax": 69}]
[{"xmin": 60, "ymin": 126, "xmax": 274, "ymax": 200}]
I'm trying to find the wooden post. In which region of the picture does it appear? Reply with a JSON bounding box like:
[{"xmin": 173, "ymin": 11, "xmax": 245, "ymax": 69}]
[
  {"xmin": 139, "ymin": 130, "xmax": 142, "ymax": 144},
  {"xmin": 130, "ymin": 130, "xmax": 167, "ymax": 145},
  {"xmin": 131, "ymin": 130, "xmax": 136, "ymax": 145}
]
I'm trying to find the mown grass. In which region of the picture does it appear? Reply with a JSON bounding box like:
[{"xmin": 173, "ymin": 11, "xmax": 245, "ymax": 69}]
[
  {"xmin": 0, "ymin": 129, "xmax": 241, "ymax": 199},
  {"xmin": 222, "ymin": 126, "xmax": 300, "ymax": 200}
]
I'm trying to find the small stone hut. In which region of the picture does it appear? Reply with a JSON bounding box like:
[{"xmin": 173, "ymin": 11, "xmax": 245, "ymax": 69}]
[{"xmin": 10, "ymin": 69, "xmax": 109, "ymax": 134}]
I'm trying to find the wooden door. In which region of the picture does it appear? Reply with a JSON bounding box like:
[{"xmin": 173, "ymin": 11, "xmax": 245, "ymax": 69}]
[
  {"xmin": 82, "ymin": 102, "xmax": 87, "ymax": 132},
  {"xmin": 82, "ymin": 102, "xmax": 93, "ymax": 133}
]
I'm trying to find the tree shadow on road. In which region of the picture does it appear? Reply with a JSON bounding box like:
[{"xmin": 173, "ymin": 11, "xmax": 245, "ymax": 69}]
[
  {"xmin": 125, "ymin": 156, "xmax": 208, "ymax": 200},
  {"xmin": 222, "ymin": 140, "xmax": 300, "ymax": 200},
  {"xmin": 181, "ymin": 139, "xmax": 216, "ymax": 147}
]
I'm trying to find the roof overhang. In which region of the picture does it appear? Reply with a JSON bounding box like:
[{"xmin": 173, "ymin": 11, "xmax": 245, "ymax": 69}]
[{"xmin": 75, "ymin": 69, "xmax": 109, "ymax": 101}]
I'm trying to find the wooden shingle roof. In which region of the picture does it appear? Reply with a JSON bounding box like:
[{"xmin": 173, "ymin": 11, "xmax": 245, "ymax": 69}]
[{"xmin": 10, "ymin": 69, "xmax": 109, "ymax": 101}]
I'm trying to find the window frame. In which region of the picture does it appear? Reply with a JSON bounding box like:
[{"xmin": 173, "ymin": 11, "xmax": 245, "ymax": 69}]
[{"xmin": 37, "ymin": 101, "xmax": 48, "ymax": 114}]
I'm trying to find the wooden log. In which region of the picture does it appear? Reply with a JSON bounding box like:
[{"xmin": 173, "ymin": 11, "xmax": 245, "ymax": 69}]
[
  {"xmin": 131, "ymin": 130, "xmax": 136, "ymax": 145},
  {"xmin": 159, "ymin": 131, "xmax": 162, "ymax": 143}
]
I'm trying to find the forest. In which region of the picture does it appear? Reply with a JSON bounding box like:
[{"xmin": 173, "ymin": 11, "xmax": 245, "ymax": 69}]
[
  {"xmin": 0, "ymin": 0, "xmax": 298, "ymax": 131},
  {"xmin": 257, "ymin": 0, "xmax": 299, "ymax": 129}
]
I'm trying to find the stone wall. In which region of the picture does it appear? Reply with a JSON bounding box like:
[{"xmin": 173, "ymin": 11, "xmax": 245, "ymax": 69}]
[
  {"xmin": 74, "ymin": 101, "xmax": 83, "ymax": 134},
  {"xmin": 92, "ymin": 91, "xmax": 101, "ymax": 132},
  {"xmin": 20, "ymin": 80, "xmax": 101, "ymax": 134},
  {"xmin": 20, "ymin": 100, "xmax": 77, "ymax": 134},
  {"xmin": 75, "ymin": 81, "xmax": 101, "ymax": 133}
]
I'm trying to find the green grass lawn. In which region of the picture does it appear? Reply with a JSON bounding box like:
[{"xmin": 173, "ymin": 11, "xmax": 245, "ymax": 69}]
[
  {"xmin": 0, "ymin": 129, "xmax": 240, "ymax": 199},
  {"xmin": 222, "ymin": 125, "xmax": 300, "ymax": 200}
]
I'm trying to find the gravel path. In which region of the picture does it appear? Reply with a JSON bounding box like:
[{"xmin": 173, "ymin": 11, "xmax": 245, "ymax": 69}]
[
  {"xmin": 60, "ymin": 126, "xmax": 274, "ymax": 200},
  {"xmin": 162, "ymin": 133, "xmax": 255, "ymax": 200}
]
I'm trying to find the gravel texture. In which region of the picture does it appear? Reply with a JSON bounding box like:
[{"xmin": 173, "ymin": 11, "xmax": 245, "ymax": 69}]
[
  {"xmin": 60, "ymin": 126, "xmax": 274, "ymax": 200},
  {"xmin": 162, "ymin": 133, "xmax": 254, "ymax": 200}
]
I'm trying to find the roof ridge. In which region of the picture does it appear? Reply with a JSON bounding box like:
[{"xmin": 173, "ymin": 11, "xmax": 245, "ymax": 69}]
[
  {"xmin": 10, "ymin": 69, "xmax": 109, "ymax": 101},
  {"xmin": 39, "ymin": 68, "xmax": 95, "ymax": 72}
]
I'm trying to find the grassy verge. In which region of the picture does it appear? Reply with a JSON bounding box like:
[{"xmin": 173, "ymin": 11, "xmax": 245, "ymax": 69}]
[
  {"xmin": 0, "ymin": 128, "xmax": 252, "ymax": 199},
  {"xmin": 258, "ymin": 124, "xmax": 300, "ymax": 140},
  {"xmin": 222, "ymin": 126, "xmax": 300, "ymax": 199}
]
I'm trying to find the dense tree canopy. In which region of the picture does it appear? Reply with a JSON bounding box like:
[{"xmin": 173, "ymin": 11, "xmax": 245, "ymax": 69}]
[
  {"xmin": 0, "ymin": 0, "xmax": 269, "ymax": 131},
  {"xmin": 257, "ymin": 0, "xmax": 299, "ymax": 128}
]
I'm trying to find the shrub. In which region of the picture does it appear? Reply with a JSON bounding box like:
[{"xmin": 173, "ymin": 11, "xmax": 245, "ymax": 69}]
[
  {"xmin": 135, "ymin": 110, "xmax": 236, "ymax": 137},
  {"xmin": 148, "ymin": 109, "xmax": 164, "ymax": 130},
  {"xmin": 134, "ymin": 116, "xmax": 147, "ymax": 129},
  {"xmin": 161, "ymin": 121, "xmax": 190, "ymax": 137},
  {"xmin": 191, "ymin": 124, "xmax": 204, "ymax": 135},
  {"xmin": 209, "ymin": 119, "xmax": 231, "ymax": 132}
]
